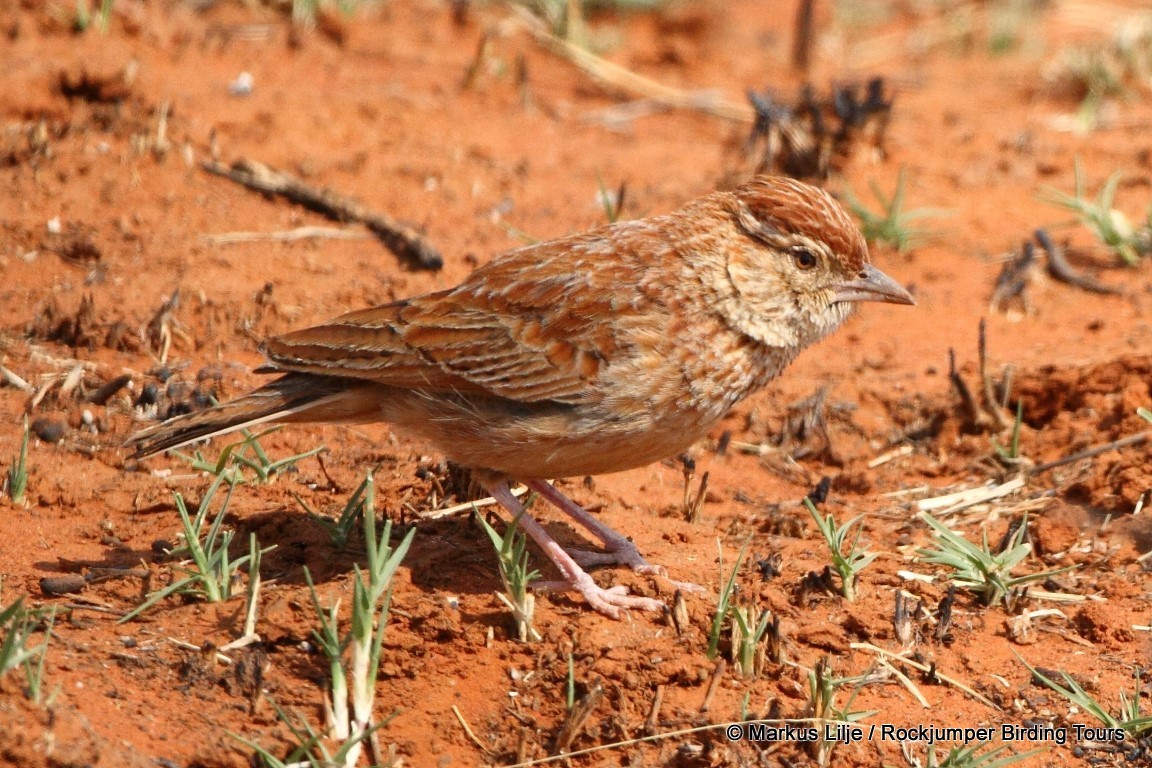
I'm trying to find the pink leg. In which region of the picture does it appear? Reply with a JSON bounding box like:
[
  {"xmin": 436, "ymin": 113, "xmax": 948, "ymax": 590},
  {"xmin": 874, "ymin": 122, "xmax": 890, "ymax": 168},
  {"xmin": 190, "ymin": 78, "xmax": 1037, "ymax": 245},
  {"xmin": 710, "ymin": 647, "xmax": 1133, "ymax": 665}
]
[
  {"xmin": 524, "ymin": 479, "xmax": 703, "ymax": 594},
  {"xmin": 484, "ymin": 481, "xmax": 664, "ymax": 619}
]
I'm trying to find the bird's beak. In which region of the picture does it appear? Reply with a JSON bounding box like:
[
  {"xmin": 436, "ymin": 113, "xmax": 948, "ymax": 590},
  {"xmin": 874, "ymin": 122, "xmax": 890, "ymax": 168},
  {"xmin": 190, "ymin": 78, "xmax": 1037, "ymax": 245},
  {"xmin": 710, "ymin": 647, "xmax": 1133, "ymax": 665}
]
[{"xmin": 832, "ymin": 264, "xmax": 916, "ymax": 305}]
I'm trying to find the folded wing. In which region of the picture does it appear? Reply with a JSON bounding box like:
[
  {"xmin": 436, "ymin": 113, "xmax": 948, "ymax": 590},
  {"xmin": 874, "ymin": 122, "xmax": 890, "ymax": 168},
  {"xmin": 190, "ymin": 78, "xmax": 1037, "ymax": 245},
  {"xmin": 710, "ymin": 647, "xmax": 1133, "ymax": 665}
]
[{"xmin": 262, "ymin": 233, "xmax": 656, "ymax": 405}]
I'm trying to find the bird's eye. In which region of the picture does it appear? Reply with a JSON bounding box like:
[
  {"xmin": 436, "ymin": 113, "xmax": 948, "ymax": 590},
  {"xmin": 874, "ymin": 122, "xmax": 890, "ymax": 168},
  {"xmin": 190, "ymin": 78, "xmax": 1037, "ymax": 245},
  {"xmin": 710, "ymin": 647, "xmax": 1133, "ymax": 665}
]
[{"xmin": 792, "ymin": 249, "xmax": 818, "ymax": 270}]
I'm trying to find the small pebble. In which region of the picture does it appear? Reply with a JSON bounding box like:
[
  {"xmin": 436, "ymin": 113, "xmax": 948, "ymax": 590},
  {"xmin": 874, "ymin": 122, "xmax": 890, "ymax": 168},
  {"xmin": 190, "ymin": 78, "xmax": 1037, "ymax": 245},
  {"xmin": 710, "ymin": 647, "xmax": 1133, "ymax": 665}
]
[
  {"xmin": 229, "ymin": 71, "xmax": 253, "ymax": 96},
  {"xmin": 40, "ymin": 574, "xmax": 87, "ymax": 595},
  {"xmin": 31, "ymin": 416, "xmax": 66, "ymax": 443}
]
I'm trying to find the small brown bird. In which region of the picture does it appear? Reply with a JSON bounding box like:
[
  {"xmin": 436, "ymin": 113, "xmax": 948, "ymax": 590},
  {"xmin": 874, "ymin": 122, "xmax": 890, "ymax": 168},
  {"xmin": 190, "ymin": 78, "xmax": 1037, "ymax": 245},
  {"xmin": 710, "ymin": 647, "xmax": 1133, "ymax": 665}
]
[{"xmin": 129, "ymin": 176, "xmax": 914, "ymax": 618}]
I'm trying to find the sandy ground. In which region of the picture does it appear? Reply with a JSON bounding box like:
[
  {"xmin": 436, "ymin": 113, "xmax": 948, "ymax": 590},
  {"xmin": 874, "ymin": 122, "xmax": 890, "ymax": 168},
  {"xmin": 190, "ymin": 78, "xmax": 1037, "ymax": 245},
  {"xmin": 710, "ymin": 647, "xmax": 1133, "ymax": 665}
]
[{"xmin": 2, "ymin": 1, "xmax": 1152, "ymax": 766}]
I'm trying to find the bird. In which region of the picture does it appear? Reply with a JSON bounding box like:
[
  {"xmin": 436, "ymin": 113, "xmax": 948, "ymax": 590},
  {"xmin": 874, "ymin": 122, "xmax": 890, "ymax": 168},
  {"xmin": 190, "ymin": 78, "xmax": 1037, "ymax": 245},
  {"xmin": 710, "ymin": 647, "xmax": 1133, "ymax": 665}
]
[{"xmin": 128, "ymin": 175, "xmax": 914, "ymax": 618}]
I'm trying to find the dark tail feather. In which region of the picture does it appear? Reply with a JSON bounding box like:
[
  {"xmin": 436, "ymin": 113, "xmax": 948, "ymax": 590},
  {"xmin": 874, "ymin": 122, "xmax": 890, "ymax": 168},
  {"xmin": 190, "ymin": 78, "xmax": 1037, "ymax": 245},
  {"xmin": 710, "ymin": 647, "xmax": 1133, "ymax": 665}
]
[{"xmin": 127, "ymin": 373, "xmax": 364, "ymax": 459}]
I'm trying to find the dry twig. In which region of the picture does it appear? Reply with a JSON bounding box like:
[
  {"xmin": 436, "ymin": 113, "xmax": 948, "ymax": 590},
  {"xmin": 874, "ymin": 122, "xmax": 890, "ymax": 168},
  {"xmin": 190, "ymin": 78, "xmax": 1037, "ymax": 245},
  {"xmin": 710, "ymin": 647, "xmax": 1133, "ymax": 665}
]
[
  {"xmin": 202, "ymin": 159, "xmax": 443, "ymax": 270},
  {"xmin": 915, "ymin": 477, "xmax": 1025, "ymax": 515},
  {"xmin": 418, "ymin": 484, "xmax": 529, "ymax": 519},
  {"xmin": 510, "ymin": 6, "xmax": 752, "ymax": 122},
  {"xmin": 989, "ymin": 240, "xmax": 1037, "ymax": 314},
  {"xmin": 850, "ymin": 642, "xmax": 999, "ymax": 710},
  {"xmin": 1035, "ymin": 228, "xmax": 1121, "ymax": 295},
  {"xmin": 452, "ymin": 704, "xmax": 492, "ymax": 756},
  {"xmin": 978, "ymin": 319, "xmax": 1010, "ymax": 431},
  {"xmin": 552, "ymin": 682, "xmax": 603, "ymax": 756},
  {"xmin": 201, "ymin": 226, "xmax": 371, "ymax": 245},
  {"xmin": 1028, "ymin": 431, "xmax": 1150, "ymax": 476},
  {"xmin": 0, "ymin": 364, "xmax": 34, "ymax": 393}
]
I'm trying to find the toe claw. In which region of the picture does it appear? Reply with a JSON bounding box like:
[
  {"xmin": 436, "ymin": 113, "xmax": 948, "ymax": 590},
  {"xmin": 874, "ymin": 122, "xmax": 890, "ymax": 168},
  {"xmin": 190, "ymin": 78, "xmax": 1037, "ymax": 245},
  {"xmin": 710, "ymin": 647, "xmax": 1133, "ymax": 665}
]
[
  {"xmin": 568, "ymin": 546, "xmax": 704, "ymax": 595},
  {"xmin": 571, "ymin": 573, "xmax": 665, "ymax": 616}
]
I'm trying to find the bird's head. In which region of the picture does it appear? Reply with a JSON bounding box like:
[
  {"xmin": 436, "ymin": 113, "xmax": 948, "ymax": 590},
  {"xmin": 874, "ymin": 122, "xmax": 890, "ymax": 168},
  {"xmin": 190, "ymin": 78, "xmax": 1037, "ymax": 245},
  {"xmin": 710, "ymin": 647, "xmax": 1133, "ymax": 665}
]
[{"xmin": 716, "ymin": 175, "xmax": 914, "ymax": 348}]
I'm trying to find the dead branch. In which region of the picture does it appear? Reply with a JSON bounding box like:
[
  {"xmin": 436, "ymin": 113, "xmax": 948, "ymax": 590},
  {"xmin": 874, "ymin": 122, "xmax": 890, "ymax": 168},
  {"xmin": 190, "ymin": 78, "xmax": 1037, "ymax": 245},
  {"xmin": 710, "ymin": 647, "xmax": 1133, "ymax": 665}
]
[
  {"xmin": 202, "ymin": 158, "xmax": 443, "ymax": 271},
  {"xmin": 1028, "ymin": 431, "xmax": 1150, "ymax": 477},
  {"xmin": 1034, "ymin": 228, "xmax": 1121, "ymax": 295}
]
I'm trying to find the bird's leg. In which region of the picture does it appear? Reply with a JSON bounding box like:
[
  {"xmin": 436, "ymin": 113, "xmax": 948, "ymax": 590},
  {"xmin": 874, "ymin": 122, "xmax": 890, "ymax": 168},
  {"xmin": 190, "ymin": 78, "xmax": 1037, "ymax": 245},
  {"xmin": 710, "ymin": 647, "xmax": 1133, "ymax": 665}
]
[
  {"xmin": 524, "ymin": 479, "xmax": 655, "ymax": 570},
  {"xmin": 524, "ymin": 479, "xmax": 703, "ymax": 594},
  {"xmin": 484, "ymin": 481, "xmax": 665, "ymax": 619}
]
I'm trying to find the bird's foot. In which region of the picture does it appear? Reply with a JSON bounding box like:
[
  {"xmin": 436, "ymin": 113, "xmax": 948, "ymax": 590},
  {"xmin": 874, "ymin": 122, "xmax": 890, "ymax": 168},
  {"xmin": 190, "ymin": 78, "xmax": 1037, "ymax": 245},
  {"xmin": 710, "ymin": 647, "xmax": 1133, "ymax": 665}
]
[
  {"xmin": 567, "ymin": 541, "xmax": 706, "ymax": 594},
  {"xmin": 524, "ymin": 479, "xmax": 704, "ymax": 593},
  {"xmin": 533, "ymin": 574, "xmax": 665, "ymax": 618},
  {"xmin": 485, "ymin": 479, "xmax": 671, "ymax": 618}
]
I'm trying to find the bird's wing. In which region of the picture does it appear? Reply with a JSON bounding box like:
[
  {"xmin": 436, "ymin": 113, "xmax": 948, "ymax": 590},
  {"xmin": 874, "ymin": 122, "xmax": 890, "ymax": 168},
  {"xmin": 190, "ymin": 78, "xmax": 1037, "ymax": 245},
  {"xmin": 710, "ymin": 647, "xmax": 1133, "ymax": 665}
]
[{"xmin": 261, "ymin": 226, "xmax": 660, "ymax": 405}]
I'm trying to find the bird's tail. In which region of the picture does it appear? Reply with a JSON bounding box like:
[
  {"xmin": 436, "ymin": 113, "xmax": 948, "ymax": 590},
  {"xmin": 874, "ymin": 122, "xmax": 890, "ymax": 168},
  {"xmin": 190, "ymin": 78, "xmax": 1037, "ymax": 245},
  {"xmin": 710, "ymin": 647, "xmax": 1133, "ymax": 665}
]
[{"xmin": 127, "ymin": 373, "xmax": 373, "ymax": 459}]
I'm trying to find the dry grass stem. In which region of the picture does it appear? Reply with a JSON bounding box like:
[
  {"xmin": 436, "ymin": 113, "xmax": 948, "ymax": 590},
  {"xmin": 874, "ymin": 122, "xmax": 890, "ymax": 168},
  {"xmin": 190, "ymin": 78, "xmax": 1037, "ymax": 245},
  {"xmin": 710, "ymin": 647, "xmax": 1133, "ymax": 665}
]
[
  {"xmin": 849, "ymin": 643, "xmax": 1000, "ymax": 710},
  {"xmin": 419, "ymin": 484, "xmax": 530, "ymax": 519},
  {"xmin": 510, "ymin": 6, "xmax": 753, "ymax": 122},
  {"xmin": 916, "ymin": 478, "xmax": 1025, "ymax": 515},
  {"xmin": 452, "ymin": 704, "xmax": 492, "ymax": 756},
  {"xmin": 201, "ymin": 226, "xmax": 371, "ymax": 245}
]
